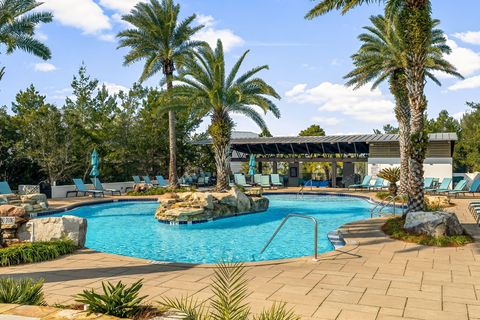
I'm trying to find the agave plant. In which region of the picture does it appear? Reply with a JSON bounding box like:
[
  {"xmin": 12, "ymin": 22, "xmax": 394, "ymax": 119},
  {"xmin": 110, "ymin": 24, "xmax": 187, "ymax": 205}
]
[
  {"xmin": 378, "ymin": 167, "xmax": 401, "ymax": 196},
  {"xmin": 0, "ymin": 278, "xmax": 46, "ymax": 305},
  {"xmin": 160, "ymin": 262, "xmax": 299, "ymax": 320},
  {"xmin": 75, "ymin": 279, "xmax": 147, "ymax": 318}
]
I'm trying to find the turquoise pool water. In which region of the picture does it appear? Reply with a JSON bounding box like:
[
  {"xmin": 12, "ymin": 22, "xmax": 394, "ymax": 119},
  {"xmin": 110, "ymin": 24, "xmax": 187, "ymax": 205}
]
[{"xmin": 51, "ymin": 194, "xmax": 378, "ymax": 263}]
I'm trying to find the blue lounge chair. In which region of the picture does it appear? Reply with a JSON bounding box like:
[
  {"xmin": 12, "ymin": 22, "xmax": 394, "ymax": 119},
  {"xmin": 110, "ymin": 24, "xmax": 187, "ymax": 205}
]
[
  {"xmin": 426, "ymin": 178, "xmax": 452, "ymax": 193},
  {"xmin": 91, "ymin": 178, "xmax": 121, "ymax": 196},
  {"xmin": 253, "ymin": 174, "xmax": 262, "ymax": 185},
  {"xmin": 143, "ymin": 176, "xmax": 156, "ymax": 186},
  {"xmin": 369, "ymin": 178, "xmax": 385, "ymax": 190},
  {"xmin": 155, "ymin": 176, "xmax": 168, "ymax": 188},
  {"xmin": 348, "ymin": 176, "xmax": 372, "ymax": 190},
  {"xmin": 260, "ymin": 175, "xmax": 271, "ymax": 189},
  {"xmin": 270, "ymin": 174, "xmax": 283, "ymax": 188},
  {"xmin": 423, "ymin": 177, "xmax": 434, "ymax": 189},
  {"xmin": 234, "ymin": 174, "xmax": 252, "ymax": 187},
  {"xmin": 437, "ymin": 180, "xmax": 468, "ymax": 197},
  {"xmin": 67, "ymin": 179, "xmax": 104, "ymax": 198},
  {"xmin": 132, "ymin": 176, "xmax": 142, "ymax": 184},
  {"xmin": 0, "ymin": 181, "xmax": 14, "ymax": 195}
]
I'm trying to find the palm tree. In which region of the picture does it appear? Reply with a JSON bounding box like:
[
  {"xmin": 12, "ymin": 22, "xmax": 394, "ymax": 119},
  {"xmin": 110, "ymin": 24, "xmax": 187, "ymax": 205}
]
[
  {"xmin": 306, "ymin": 0, "xmax": 440, "ymax": 212},
  {"xmin": 345, "ymin": 15, "xmax": 461, "ymax": 195},
  {"xmin": 117, "ymin": 0, "xmax": 204, "ymax": 188},
  {"xmin": 0, "ymin": 0, "xmax": 52, "ymax": 80},
  {"xmin": 164, "ymin": 40, "xmax": 281, "ymax": 191}
]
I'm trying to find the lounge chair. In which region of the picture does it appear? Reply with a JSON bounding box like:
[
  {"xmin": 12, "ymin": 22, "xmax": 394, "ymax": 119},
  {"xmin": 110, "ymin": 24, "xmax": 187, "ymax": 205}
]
[
  {"xmin": 369, "ymin": 178, "xmax": 385, "ymax": 190},
  {"xmin": 234, "ymin": 174, "xmax": 252, "ymax": 187},
  {"xmin": 425, "ymin": 178, "xmax": 452, "ymax": 193},
  {"xmin": 260, "ymin": 175, "xmax": 271, "ymax": 189},
  {"xmin": 67, "ymin": 179, "xmax": 104, "ymax": 198},
  {"xmin": 437, "ymin": 180, "xmax": 468, "ymax": 197},
  {"xmin": 423, "ymin": 177, "xmax": 434, "ymax": 189},
  {"xmin": 155, "ymin": 175, "xmax": 168, "ymax": 188},
  {"xmin": 0, "ymin": 181, "xmax": 18, "ymax": 202},
  {"xmin": 348, "ymin": 176, "xmax": 372, "ymax": 190},
  {"xmin": 132, "ymin": 176, "xmax": 142, "ymax": 184},
  {"xmin": 463, "ymin": 179, "xmax": 480, "ymax": 196},
  {"xmin": 180, "ymin": 176, "xmax": 193, "ymax": 187},
  {"xmin": 91, "ymin": 178, "xmax": 121, "ymax": 196},
  {"xmin": 143, "ymin": 176, "xmax": 156, "ymax": 186},
  {"xmin": 270, "ymin": 174, "xmax": 283, "ymax": 188},
  {"xmin": 253, "ymin": 174, "xmax": 262, "ymax": 185}
]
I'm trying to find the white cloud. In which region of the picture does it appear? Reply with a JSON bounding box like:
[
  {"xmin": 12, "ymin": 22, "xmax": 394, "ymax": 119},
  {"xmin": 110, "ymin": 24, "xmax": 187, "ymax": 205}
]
[
  {"xmin": 42, "ymin": 0, "xmax": 111, "ymax": 35},
  {"xmin": 193, "ymin": 15, "xmax": 244, "ymax": 52},
  {"xmin": 312, "ymin": 116, "xmax": 342, "ymax": 126},
  {"xmin": 99, "ymin": 0, "xmax": 142, "ymax": 14},
  {"xmin": 98, "ymin": 33, "xmax": 116, "ymax": 42},
  {"xmin": 442, "ymin": 38, "xmax": 480, "ymax": 77},
  {"xmin": 449, "ymin": 75, "xmax": 480, "ymax": 91},
  {"xmin": 34, "ymin": 63, "xmax": 56, "ymax": 72},
  {"xmin": 453, "ymin": 31, "xmax": 480, "ymax": 45},
  {"xmin": 285, "ymin": 84, "xmax": 307, "ymax": 97},
  {"xmin": 100, "ymin": 82, "xmax": 128, "ymax": 94},
  {"xmin": 453, "ymin": 111, "xmax": 466, "ymax": 120},
  {"xmin": 286, "ymin": 82, "xmax": 395, "ymax": 123},
  {"xmin": 35, "ymin": 31, "xmax": 48, "ymax": 41}
]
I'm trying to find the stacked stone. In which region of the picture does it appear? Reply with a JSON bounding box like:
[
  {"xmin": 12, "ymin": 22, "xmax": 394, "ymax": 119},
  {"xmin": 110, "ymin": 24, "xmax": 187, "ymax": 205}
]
[{"xmin": 0, "ymin": 206, "xmax": 29, "ymax": 245}]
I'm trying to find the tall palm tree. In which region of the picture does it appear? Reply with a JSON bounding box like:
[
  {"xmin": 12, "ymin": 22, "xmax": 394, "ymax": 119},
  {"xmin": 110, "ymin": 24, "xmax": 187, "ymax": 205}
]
[
  {"xmin": 164, "ymin": 40, "xmax": 281, "ymax": 191},
  {"xmin": 117, "ymin": 0, "xmax": 204, "ymax": 188},
  {"xmin": 306, "ymin": 0, "xmax": 438, "ymax": 212},
  {"xmin": 0, "ymin": 0, "xmax": 52, "ymax": 81},
  {"xmin": 345, "ymin": 15, "xmax": 461, "ymax": 195}
]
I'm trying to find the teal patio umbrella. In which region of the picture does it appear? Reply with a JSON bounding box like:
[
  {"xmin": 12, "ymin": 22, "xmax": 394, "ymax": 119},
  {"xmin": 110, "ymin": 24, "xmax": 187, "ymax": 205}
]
[
  {"xmin": 248, "ymin": 154, "xmax": 256, "ymax": 175},
  {"xmin": 89, "ymin": 149, "xmax": 99, "ymax": 186}
]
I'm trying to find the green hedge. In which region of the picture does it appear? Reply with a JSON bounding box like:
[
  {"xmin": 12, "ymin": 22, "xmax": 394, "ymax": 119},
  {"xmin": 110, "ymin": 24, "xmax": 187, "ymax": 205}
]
[{"xmin": 0, "ymin": 239, "xmax": 78, "ymax": 267}]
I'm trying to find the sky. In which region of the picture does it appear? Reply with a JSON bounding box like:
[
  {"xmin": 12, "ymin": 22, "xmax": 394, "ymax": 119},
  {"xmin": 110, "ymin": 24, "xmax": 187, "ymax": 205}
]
[{"xmin": 1, "ymin": 0, "xmax": 480, "ymax": 136}]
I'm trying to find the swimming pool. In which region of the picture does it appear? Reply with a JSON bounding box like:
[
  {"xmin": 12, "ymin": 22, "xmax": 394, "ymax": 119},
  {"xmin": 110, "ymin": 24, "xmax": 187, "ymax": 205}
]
[{"xmin": 50, "ymin": 194, "xmax": 379, "ymax": 263}]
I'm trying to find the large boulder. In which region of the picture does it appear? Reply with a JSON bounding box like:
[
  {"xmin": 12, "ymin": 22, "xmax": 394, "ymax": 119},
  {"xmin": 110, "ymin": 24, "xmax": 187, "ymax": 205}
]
[
  {"xmin": 17, "ymin": 215, "xmax": 87, "ymax": 247},
  {"xmin": 250, "ymin": 197, "xmax": 269, "ymax": 212},
  {"xmin": 404, "ymin": 211, "xmax": 464, "ymax": 237},
  {"xmin": 230, "ymin": 187, "xmax": 251, "ymax": 212},
  {"xmin": 0, "ymin": 205, "xmax": 28, "ymax": 218},
  {"xmin": 156, "ymin": 207, "xmax": 205, "ymax": 221}
]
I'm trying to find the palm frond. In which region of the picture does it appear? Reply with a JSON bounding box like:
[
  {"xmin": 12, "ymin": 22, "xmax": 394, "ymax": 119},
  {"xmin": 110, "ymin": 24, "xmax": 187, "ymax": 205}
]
[{"xmin": 254, "ymin": 302, "xmax": 300, "ymax": 320}]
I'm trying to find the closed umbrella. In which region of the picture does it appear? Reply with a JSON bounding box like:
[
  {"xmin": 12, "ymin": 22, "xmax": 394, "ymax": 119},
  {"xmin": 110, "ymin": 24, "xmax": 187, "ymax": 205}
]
[
  {"xmin": 89, "ymin": 149, "xmax": 99, "ymax": 187},
  {"xmin": 248, "ymin": 154, "xmax": 256, "ymax": 175}
]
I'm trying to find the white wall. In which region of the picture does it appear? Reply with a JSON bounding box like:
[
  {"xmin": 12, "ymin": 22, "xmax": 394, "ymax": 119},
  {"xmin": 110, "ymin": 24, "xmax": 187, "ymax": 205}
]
[{"xmin": 368, "ymin": 157, "xmax": 453, "ymax": 187}]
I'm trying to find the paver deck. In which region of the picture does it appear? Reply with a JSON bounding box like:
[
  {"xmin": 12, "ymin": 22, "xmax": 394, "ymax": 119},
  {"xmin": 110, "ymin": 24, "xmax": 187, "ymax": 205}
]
[{"xmin": 2, "ymin": 189, "xmax": 480, "ymax": 319}]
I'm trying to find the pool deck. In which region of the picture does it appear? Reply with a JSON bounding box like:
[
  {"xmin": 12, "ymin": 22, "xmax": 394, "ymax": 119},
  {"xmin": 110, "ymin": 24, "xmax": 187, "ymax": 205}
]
[{"xmin": 3, "ymin": 188, "xmax": 480, "ymax": 319}]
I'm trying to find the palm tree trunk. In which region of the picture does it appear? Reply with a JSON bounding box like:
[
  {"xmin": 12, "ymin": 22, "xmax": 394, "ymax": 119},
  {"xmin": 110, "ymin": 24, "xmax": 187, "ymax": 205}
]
[
  {"xmin": 399, "ymin": 0, "xmax": 432, "ymax": 213},
  {"xmin": 166, "ymin": 74, "xmax": 179, "ymax": 189},
  {"xmin": 209, "ymin": 110, "xmax": 233, "ymax": 192},
  {"xmin": 390, "ymin": 74, "xmax": 410, "ymax": 195}
]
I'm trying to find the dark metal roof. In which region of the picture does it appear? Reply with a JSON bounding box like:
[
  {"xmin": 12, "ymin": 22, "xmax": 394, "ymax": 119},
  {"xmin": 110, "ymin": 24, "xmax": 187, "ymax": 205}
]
[{"xmin": 193, "ymin": 133, "xmax": 457, "ymax": 156}]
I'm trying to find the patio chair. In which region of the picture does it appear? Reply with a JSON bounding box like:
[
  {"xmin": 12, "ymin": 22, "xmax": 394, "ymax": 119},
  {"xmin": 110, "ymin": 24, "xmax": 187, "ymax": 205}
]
[
  {"xmin": 425, "ymin": 177, "xmax": 452, "ymax": 193},
  {"xmin": 368, "ymin": 178, "xmax": 385, "ymax": 190},
  {"xmin": 253, "ymin": 174, "xmax": 262, "ymax": 185},
  {"xmin": 423, "ymin": 177, "xmax": 434, "ymax": 189},
  {"xmin": 180, "ymin": 176, "xmax": 193, "ymax": 187},
  {"xmin": 348, "ymin": 176, "xmax": 372, "ymax": 190},
  {"xmin": 260, "ymin": 175, "xmax": 271, "ymax": 189},
  {"xmin": 439, "ymin": 179, "xmax": 467, "ymax": 197},
  {"xmin": 67, "ymin": 179, "xmax": 104, "ymax": 198},
  {"xmin": 445, "ymin": 179, "xmax": 480, "ymax": 198},
  {"xmin": 143, "ymin": 176, "xmax": 156, "ymax": 186},
  {"xmin": 0, "ymin": 181, "xmax": 19, "ymax": 202},
  {"xmin": 270, "ymin": 174, "xmax": 283, "ymax": 188},
  {"xmin": 234, "ymin": 174, "xmax": 252, "ymax": 188},
  {"xmin": 91, "ymin": 178, "xmax": 121, "ymax": 196},
  {"xmin": 155, "ymin": 175, "xmax": 168, "ymax": 188},
  {"xmin": 132, "ymin": 176, "xmax": 142, "ymax": 184}
]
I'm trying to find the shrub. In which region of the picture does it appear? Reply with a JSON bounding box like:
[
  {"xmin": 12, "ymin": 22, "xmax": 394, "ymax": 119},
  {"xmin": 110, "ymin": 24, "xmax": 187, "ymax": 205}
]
[
  {"xmin": 377, "ymin": 168, "xmax": 400, "ymax": 196},
  {"xmin": 161, "ymin": 262, "xmax": 299, "ymax": 320},
  {"xmin": 0, "ymin": 239, "xmax": 78, "ymax": 267},
  {"xmin": 126, "ymin": 187, "xmax": 194, "ymax": 196},
  {"xmin": 0, "ymin": 278, "xmax": 46, "ymax": 305},
  {"xmin": 75, "ymin": 280, "xmax": 147, "ymax": 318},
  {"xmin": 383, "ymin": 217, "xmax": 473, "ymax": 247}
]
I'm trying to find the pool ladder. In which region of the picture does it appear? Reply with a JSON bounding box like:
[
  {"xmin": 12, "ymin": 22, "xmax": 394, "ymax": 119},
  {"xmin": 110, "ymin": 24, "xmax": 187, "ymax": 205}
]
[
  {"xmin": 296, "ymin": 179, "xmax": 313, "ymax": 199},
  {"xmin": 260, "ymin": 213, "xmax": 319, "ymax": 261},
  {"xmin": 370, "ymin": 195, "xmax": 406, "ymax": 218}
]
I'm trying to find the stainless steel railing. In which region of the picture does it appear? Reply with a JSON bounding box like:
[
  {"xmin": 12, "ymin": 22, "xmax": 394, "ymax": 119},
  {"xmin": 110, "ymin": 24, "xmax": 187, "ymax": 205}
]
[
  {"xmin": 296, "ymin": 179, "xmax": 313, "ymax": 199},
  {"xmin": 370, "ymin": 194, "xmax": 406, "ymax": 218},
  {"xmin": 260, "ymin": 213, "xmax": 319, "ymax": 261}
]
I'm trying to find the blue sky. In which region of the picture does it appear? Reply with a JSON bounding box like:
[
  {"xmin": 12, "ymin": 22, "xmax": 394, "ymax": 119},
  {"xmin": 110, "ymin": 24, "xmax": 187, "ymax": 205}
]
[{"xmin": 2, "ymin": 0, "xmax": 480, "ymax": 136}]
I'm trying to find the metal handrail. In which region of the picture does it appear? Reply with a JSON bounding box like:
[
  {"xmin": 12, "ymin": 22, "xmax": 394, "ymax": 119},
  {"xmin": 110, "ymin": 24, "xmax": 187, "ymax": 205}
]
[
  {"xmin": 260, "ymin": 213, "xmax": 319, "ymax": 261},
  {"xmin": 296, "ymin": 179, "xmax": 313, "ymax": 199},
  {"xmin": 370, "ymin": 194, "xmax": 406, "ymax": 217}
]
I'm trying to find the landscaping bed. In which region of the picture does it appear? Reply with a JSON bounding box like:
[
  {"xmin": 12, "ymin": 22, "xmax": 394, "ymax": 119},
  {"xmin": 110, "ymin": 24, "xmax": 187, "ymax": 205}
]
[{"xmin": 382, "ymin": 217, "xmax": 473, "ymax": 247}]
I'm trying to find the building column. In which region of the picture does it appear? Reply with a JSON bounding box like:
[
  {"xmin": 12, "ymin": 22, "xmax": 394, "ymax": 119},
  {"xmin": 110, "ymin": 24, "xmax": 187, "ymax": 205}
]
[
  {"xmin": 332, "ymin": 161, "xmax": 337, "ymax": 188},
  {"xmin": 258, "ymin": 161, "xmax": 263, "ymax": 174},
  {"xmin": 272, "ymin": 162, "xmax": 278, "ymax": 174}
]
